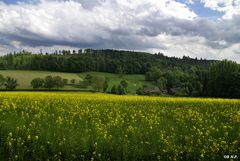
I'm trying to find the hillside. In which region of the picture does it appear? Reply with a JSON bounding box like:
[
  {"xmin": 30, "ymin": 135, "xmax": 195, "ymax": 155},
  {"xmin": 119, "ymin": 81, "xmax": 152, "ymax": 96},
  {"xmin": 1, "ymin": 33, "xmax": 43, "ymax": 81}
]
[
  {"xmin": 78, "ymin": 72, "xmax": 152, "ymax": 94},
  {"xmin": 0, "ymin": 70, "xmax": 149, "ymax": 93},
  {"xmin": 0, "ymin": 49, "xmax": 239, "ymax": 98},
  {"xmin": 0, "ymin": 70, "xmax": 82, "ymax": 90},
  {"xmin": 0, "ymin": 49, "xmax": 214, "ymax": 74}
]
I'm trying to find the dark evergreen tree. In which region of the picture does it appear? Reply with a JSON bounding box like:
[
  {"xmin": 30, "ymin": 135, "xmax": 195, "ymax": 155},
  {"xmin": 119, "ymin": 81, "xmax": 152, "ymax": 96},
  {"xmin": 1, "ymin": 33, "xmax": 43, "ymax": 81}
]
[
  {"xmin": 103, "ymin": 80, "xmax": 109, "ymax": 93},
  {"xmin": 4, "ymin": 77, "xmax": 18, "ymax": 90},
  {"xmin": 0, "ymin": 74, "xmax": 5, "ymax": 88},
  {"xmin": 117, "ymin": 84, "xmax": 126, "ymax": 95},
  {"xmin": 111, "ymin": 85, "xmax": 117, "ymax": 94}
]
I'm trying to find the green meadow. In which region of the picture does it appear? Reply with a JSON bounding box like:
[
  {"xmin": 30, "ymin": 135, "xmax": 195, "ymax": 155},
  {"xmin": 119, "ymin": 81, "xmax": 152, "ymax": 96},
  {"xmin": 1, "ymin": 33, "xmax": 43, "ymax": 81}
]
[{"xmin": 0, "ymin": 70, "xmax": 150, "ymax": 93}]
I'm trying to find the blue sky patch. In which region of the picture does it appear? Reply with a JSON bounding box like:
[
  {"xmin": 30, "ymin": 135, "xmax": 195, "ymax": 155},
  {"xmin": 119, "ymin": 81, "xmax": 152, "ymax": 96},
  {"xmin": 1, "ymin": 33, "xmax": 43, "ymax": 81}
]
[
  {"xmin": 2, "ymin": 0, "xmax": 39, "ymax": 4},
  {"xmin": 176, "ymin": 0, "xmax": 224, "ymax": 18}
]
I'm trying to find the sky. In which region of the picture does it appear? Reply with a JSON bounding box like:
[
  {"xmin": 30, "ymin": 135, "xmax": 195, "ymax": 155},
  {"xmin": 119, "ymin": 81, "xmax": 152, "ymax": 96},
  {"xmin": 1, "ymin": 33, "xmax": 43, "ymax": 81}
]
[{"xmin": 0, "ymin": 0, "xmax": 240, "ymax": 62}]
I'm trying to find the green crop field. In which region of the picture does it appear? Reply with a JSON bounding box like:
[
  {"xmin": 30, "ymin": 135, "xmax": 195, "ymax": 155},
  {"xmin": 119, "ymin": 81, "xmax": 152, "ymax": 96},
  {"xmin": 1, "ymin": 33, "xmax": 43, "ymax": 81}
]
[{"xmin": 0, "ymin": 92, "xmax": 239, "ymax": 161}]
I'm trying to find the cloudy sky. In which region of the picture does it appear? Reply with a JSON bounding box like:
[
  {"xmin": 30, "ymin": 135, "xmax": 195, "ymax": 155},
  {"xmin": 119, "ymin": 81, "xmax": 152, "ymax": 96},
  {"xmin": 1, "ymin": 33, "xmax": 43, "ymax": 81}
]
[{"xmin": 0, "ymin": 0, "xmax": 240, "ymax": 61}]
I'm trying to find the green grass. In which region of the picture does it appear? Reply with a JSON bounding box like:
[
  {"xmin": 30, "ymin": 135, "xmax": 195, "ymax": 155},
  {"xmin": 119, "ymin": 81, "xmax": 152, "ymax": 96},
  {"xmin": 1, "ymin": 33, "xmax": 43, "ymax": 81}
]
[
  {"xmin": 0, "ymin": 70, "xmax": 82, "ymax": 90},
  {"xmin": 0, "ymin": 70, "xmax": 150, "ymax": 93},
  {"xmin": 78, "ymin": 72, "xmax": 151, "ymax": 94}
]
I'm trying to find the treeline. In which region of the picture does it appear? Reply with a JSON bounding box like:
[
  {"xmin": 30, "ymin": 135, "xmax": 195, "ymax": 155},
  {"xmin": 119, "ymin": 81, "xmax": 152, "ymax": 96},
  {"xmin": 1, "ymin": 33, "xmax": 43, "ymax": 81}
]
[
  {"xmin": 139, "ymin": 60, "xmax": 240, "ymax": 98},
  {"xmin": 0, "ymin": 49, "xmax": 239, "ymax": 98},
  {"xmin": 0, "ymin": 49, "xmax": 213, "ymax": 74},
  {"xmin": 31, "ymin": 76, "xmax": 68, "ymax": 89},
  {"xmin": 30, "ymin": 74, "xmax": 128, "ymax": 95},
  {"xmin": 79, "ymin": 74, "xmax": 128, "ymax": 94}
]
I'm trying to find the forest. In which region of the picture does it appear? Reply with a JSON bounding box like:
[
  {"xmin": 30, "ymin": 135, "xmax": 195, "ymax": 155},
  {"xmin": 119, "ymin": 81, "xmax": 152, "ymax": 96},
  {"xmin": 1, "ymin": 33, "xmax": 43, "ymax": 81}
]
[{"xmin": 0, "ymin": 49, "xmax": 239, "ymax": 98}]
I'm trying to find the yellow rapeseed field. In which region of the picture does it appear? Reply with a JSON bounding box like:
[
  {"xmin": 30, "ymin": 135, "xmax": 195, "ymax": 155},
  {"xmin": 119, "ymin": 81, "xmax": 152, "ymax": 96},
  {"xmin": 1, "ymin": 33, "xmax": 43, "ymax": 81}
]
[{"xmin": 0, "ymin": 92, "xmax": 239, "ymax": 161}]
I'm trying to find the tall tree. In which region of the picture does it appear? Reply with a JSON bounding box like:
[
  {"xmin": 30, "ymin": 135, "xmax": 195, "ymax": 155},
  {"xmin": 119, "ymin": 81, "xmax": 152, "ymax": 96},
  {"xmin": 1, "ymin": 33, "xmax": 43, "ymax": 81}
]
[
  {"xmin": 111, "ymin": 85, "xmax": 117, "ymax": 94},
  {"xmin": 4, "ymin": 77, "xmax": 18, "ymax": 90},
  {"xmin": 103, "ymin": 79, "xmax": 109, "ymax": 93},
  {"xmin": 145, "ymin": 67, "xmax": 162, "ymax": 81},
  {"xmin": 44, "ymin": 76, "xmax": 56, "ymax": 89},
  {"xmin": 208, "ymin": 60, "xmax": 240, "ymax": 98},
  {"xmin": 117, "ymin": 84, "xmax": 127, "ymax": 95},
  {"xmin": 91, "ymin": 76, "xmax": 105, "ymax": 92},
  {"xmin": 0, "ymin": 74, "xmax": 5, "ymax": 88}
]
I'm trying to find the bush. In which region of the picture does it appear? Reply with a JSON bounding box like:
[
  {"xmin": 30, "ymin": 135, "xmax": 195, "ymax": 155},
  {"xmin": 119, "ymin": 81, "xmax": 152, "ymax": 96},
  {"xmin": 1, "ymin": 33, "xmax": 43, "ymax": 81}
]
[
  {"xmin": 79, "ymin": 80, "xmax": 89, "ymax": 88},
  {"xmin": 117, "ymin": 84, "xmax": 126, "ymax": 95},
  {"xmin": 110, "ymin": 84, "xmax": 127, "ymax": 95},
  {"xmin": 120, "ymin": 80, "xmax": 128, "ymax": 89},
  {"xmin": 63, "ymin": 79, "xmax": 68, "ymax": 85},
  {"xmin": 136, "ymin": 86, "xmax": 162, "ymax": 95},
  {"xmin": 43, "ymin": 75, "xmax": 66, "ymax": 89},
  {"xmin": 70, "ymin": 79, "xmax": 76, "ymax": 84},
  {"xmin": 85, "ymin": 74, "xmax": 94, "ymax": 86},
  {"xmin": 31, "ymin": 78, "xmax": 44, "ymax": 89}
]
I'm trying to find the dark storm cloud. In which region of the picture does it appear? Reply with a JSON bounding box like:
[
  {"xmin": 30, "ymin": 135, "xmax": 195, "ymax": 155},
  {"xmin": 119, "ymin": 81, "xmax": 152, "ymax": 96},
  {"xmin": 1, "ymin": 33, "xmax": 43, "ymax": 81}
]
[{"xmin": 136, "ymin": 14, "xmax": 240, "ymax": 49}]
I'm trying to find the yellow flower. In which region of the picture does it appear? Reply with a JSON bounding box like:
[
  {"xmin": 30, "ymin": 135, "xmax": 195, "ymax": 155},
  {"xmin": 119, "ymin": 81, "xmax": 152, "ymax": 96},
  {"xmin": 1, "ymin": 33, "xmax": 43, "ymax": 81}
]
[{"xmin": 27, "ymin": 135, "xmax": 31, "ymax": 141}]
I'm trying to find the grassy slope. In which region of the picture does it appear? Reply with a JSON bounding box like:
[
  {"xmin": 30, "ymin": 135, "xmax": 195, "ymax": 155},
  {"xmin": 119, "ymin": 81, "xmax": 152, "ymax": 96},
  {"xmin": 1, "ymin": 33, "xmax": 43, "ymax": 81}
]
[
  {"xmin": 0, "ymin": 70, "xmax": 82, "ymax": 90},
  {"xmin": 78, "ymin": 72, "xmax": 152, "ymax": 94},
  {"xmin": 0, "ymin": 70, "xmax": 151, "ymax": 93}
]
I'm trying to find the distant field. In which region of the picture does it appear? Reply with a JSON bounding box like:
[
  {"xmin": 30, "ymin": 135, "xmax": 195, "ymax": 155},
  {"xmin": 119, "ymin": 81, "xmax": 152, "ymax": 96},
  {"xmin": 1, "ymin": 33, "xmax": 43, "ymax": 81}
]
[
  {"xmin": 0, "ymin": 70, "xmax": 82, "ymax": 90},
  {"xmin": 78, "ymin": 72, "xmax": 151, "ymax": 94},
  {"xmin": 0, "ymin": 92, "xmax": 239, "ymax": 160},
  {"xmin": 0, "ymin": 70, "xmax": 150, "ymax": 93}
]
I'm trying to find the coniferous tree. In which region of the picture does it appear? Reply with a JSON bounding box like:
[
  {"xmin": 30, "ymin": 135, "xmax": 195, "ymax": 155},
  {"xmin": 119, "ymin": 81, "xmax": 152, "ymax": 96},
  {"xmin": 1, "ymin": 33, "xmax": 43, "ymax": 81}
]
[
  {"xmin": 117, "ymin": 84, "xmax": 126, "ymax": 95},
  {"xmin": 4, "ymin": 77, "xmax": 18, "ymax": 90},
  {"xmin": 111, "ymin": 85, "xmax": 117, "ymax": 94},
  {"xmin": 103, "ymin": 80, "xmax": 109, "ymax": 93},
  {"xmin": 0, "ymin": 74, "xmax": 5, "ymax": 88}
]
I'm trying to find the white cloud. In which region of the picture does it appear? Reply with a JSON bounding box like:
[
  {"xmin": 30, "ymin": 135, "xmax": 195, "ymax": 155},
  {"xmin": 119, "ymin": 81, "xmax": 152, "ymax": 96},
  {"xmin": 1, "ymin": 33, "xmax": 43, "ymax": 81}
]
[
  {"xmin": 0, "ymin": 0, "xmax": 239, "ymax": 62},
  {"xmin": 0, "ymin": 0, "xmax": 197, "ymax": 44},
  {"xmin": 148, "ymin": 34, "xmax": 240, "ymax": 62},
  {"xmin": 201, "ymin": 0, "xmax": 240, "ymax": 19}
]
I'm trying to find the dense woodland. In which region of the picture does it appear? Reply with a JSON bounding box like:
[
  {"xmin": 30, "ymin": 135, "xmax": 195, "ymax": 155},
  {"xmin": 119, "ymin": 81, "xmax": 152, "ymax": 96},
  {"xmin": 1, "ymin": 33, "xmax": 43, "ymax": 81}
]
[
  {"xmin": 0, "ymin": 49, "xmax": 213, "ymax": 73},
  {"xmin": 0, "ymin": 49, "xmax": 240, "ymax": 98}
]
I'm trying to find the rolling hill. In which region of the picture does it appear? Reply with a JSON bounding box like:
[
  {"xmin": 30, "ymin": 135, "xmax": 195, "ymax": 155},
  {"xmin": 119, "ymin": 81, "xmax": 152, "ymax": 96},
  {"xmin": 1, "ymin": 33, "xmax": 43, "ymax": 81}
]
[{"xmin": 0, "ymin": 70, "xmax": 150, "ymax": 93}]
